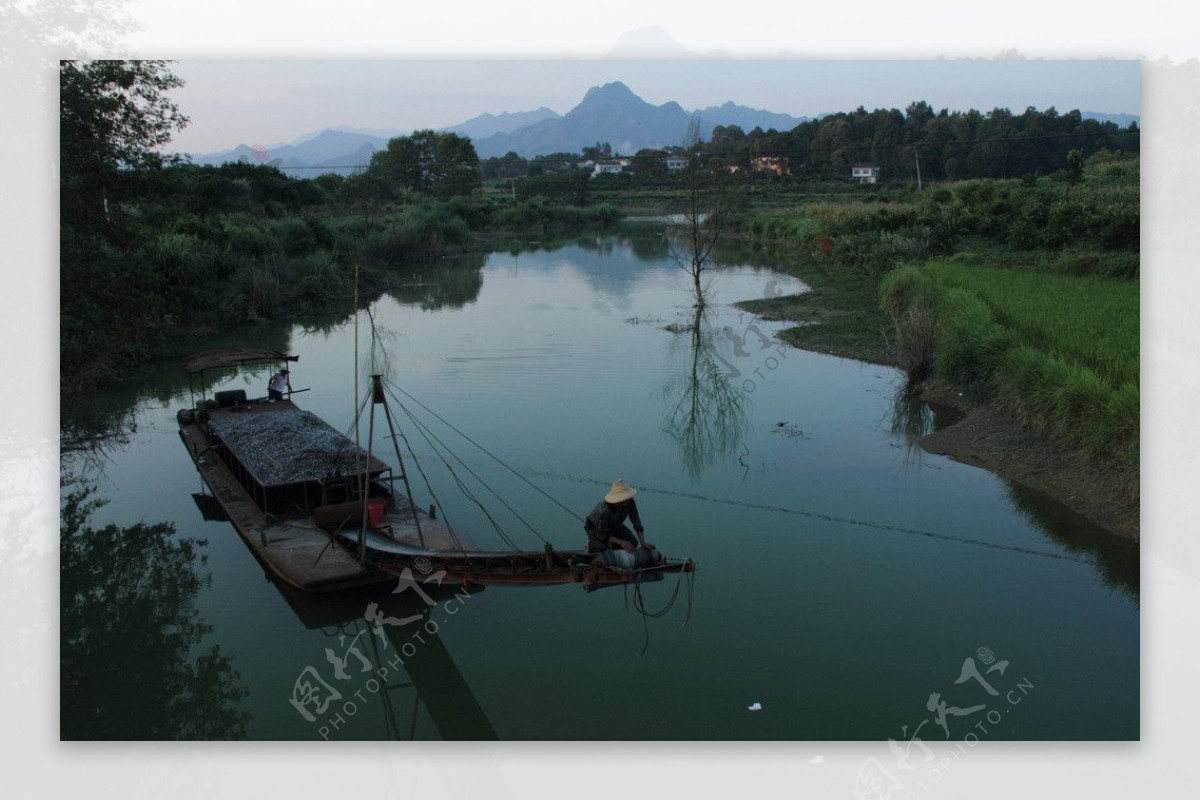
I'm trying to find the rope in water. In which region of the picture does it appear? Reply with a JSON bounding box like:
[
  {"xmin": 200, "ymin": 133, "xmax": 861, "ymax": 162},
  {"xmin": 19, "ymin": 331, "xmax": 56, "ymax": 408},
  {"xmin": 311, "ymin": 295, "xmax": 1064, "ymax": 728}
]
[{"xmin": 527, "ymin": 469, "xmax": 1092, "ymax": 566}]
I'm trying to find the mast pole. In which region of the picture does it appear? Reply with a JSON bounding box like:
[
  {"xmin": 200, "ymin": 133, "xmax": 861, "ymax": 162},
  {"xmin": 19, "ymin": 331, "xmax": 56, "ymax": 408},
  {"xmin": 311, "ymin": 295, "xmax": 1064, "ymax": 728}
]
[
  {"xmin": 361, "ymin": 376, "xmax": 378, "ymax": 563},
  {"xmin": 353, "ymin": 263, "xmax": 363, "ymax": 561},
  {"xmin": 377, "ymin": 380, "xmax": 426, "ymax": 548}
]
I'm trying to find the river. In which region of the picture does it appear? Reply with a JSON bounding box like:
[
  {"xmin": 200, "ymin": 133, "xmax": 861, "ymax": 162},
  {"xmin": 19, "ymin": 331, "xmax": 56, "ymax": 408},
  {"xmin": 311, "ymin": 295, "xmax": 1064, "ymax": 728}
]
[{"xmin": 60, "ymin": 227, "xmax": 1138, "ymax": 741}]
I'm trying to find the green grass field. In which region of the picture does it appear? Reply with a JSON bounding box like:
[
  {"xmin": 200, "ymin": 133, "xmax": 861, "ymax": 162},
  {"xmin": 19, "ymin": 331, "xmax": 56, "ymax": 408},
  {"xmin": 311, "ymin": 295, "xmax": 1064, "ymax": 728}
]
[
  {"xmin": 921, "ymin": 259, "xmax": 1139, "ymax": 388},
  {"xmin": 881, "ymin": 259, "xmax": 1139, "ymax": 496}
]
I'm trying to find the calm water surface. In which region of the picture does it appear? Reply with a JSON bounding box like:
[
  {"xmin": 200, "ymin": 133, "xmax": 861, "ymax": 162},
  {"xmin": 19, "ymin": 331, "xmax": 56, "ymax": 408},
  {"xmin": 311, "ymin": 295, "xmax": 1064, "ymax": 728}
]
[{"xmin": 62, "ymin": 230, "xmax": 1138, "ymax": 740}]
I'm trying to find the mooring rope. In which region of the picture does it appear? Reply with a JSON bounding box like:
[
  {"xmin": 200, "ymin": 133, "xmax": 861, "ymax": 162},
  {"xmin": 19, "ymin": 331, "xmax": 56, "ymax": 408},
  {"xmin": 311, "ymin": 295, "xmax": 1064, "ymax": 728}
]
[{"xmin": 622, "ymin": 561, "xmax": 695, "ymax": 656}]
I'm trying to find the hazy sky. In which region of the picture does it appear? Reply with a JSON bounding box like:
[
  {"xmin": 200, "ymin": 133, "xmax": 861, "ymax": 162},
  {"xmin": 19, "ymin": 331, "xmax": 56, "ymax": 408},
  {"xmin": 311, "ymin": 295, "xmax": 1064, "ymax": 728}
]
[
  {"xmin": 5, "ymin": 1, "xmax": 1200, "ymax": 798},
  {"xmin": 168, "ymin": 57, "xmax": 1140, "ymax": 154}
]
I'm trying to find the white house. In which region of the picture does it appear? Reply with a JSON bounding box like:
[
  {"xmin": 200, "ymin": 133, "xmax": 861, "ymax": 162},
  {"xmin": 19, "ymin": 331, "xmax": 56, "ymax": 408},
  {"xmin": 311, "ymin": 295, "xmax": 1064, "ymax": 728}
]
[
  {"xmin": 665, "ymin": 155, "xmax": 688, "ymax": 173},
  {"xmin": 592, "ymin": 158, "xmax": 632, "ymax": 177},
  {"xmin": 851, "ymin": 163, "xmax": 881, "ymax": 184}
]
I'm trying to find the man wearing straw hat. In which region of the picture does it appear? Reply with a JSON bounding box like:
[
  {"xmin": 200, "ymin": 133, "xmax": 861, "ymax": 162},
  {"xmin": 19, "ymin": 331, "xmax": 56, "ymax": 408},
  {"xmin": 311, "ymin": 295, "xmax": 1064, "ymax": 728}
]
[{"xmin": 584, "ymin": 478, "xmax": 655, "ymax": 555}]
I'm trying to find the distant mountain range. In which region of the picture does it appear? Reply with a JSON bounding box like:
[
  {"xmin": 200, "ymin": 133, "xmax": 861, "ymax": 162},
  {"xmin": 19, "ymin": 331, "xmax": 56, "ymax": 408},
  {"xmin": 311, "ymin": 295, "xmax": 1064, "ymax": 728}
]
[
  {"xmin": 443, "ymin": 107, "xmax": 561, "ymax": 142},
  {"xmin": 185, "ymin": 129, "xmax": 393, "ymax": 176},
  {"xmin": 181, "ymin": 83, "xmax": 1137, "ymax": 177},
  {"xmin": 469, "ymin": 81, "xmax": 808, "ymax": 158}
]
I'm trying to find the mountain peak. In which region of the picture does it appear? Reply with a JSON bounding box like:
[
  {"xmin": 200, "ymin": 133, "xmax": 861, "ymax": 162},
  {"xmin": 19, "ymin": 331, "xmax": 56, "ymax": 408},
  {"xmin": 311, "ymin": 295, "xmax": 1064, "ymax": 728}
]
[
  {"xmin": 473, "ymin": 81, "xmax": 807, "ymax": 158},
  {"xmin": 606, "ymin": 25, "xmax": 695, "ymax": 58},
  {"xmin": 581, "ymin": 81, "xmax": 636, "ymax": 103}
]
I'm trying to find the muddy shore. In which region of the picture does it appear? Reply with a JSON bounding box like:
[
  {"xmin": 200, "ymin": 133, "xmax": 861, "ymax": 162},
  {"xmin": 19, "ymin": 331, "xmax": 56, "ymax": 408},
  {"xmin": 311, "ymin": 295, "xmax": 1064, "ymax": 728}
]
[
  {"xmin": 740, "ymin": 296, "xmax": 1140, "ymax": 544},
  {"xmin": 914, "ymin": 381, "xmax": 1139, "ymax": 543}
]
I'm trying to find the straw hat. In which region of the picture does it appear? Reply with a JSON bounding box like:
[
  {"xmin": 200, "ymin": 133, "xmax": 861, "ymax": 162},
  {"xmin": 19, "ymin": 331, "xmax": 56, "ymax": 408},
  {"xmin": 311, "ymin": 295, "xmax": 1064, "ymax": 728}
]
[{"xmin": 604, "ymin": 478, "xmax": 638, "ymax": 503}]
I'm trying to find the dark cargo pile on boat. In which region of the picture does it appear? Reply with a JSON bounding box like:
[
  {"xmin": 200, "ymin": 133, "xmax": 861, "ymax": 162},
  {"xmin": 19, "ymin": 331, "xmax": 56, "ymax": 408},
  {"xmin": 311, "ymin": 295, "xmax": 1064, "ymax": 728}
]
[{"xmin": 207, "ymin": 407, "xmax": 387, "ymax": 486}]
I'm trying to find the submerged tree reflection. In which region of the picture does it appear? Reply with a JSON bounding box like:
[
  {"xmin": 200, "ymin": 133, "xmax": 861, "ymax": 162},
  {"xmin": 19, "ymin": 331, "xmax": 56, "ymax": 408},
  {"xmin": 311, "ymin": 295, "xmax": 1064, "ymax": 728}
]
[
  {"xmin": 60, "ymin": 479, "xmax": 250, "ymax": 739},
  {"xmin": 662, "ymin": 307, "xmax": 749, "ymax": 479}
]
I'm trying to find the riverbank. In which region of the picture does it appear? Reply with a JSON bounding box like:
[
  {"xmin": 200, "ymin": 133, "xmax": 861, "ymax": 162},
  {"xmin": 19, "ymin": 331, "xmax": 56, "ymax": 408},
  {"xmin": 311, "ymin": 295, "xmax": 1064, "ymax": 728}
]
[{"xmin": 738, "ymin": 273, "xmax": 1140, "ymax": 544}]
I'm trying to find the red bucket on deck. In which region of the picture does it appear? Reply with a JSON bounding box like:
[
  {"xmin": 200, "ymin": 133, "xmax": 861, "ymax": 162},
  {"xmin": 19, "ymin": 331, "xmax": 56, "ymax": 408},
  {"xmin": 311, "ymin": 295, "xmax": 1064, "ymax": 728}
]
[{"xmin": 367, "ymin": 500, "xmax": 386, "ymax": 526}]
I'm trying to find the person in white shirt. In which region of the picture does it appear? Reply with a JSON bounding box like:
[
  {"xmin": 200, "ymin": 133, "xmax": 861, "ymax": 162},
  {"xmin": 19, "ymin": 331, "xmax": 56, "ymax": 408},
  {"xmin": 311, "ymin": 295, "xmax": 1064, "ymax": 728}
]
[{"xmin": 268, "ymin": 368, "xmax": 291, "ymax": 401}]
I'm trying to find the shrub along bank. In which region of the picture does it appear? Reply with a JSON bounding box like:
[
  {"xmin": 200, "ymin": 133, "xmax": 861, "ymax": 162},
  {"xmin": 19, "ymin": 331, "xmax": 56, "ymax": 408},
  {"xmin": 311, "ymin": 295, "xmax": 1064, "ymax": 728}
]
[
  {"xmin": 731, "ymin": 157, "xmax": 1140, "ymax": 502},
  {"xmin": 880, "ymin": 261, "xmax": 1138, "ymax": 497}
]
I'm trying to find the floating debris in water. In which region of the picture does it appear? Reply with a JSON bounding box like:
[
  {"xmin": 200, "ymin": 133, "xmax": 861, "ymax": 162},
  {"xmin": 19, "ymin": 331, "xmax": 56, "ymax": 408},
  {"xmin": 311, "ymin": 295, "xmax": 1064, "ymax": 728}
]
[
  {"xmin": 748, "ymin": 702, "xmax": 763, "ymax": 711},
  {"xmin": 772, "ymin": 422, "xmax": 809, "ymax": 439},
  {"xmin": 624, "ymin": 315, "xmax": 666, "ymax": 326}
]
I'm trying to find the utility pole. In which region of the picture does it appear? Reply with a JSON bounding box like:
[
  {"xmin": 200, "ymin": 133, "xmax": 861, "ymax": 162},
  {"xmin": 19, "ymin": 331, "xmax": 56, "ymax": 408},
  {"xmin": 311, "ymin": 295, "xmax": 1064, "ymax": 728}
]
[{"xmin": 915, "ymin": 149, "xmax": 923, "ymax": 191}]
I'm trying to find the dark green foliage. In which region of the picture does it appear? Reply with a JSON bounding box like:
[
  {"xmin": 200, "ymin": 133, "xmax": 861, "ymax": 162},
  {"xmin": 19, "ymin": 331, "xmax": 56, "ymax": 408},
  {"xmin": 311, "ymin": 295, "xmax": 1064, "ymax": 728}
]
[
  {"xmin": 1066, "ymin": 148, "xmax": 1085, "ymax": 184},
  {"xmin": 490, "ymin": 196, "xmax": 619, "ymax": 232},
  {"xmin": 516, "ymin": 170, "xmax": 591, "ymax": 205},
  {"xmin": 481, "ymin": 151, "xmax": 529, "ymax": 180},
  {"xmin": 368, "ymin": 129, "xmax": 482, "ymax": 198},
  {"xmin": 699, "ymin": 103, "xmax": 1137, "ymax": 184},
  {"xmin": 60, "ymin": 60, "xmax": 188, "ymax": 231},
  {"xmin": 60, "ymin": 481, "xmax": 251, "ymax": 739},
  {"xmin": 932, "ymin": 288, "xmax": 1016, "ymax": 385}
]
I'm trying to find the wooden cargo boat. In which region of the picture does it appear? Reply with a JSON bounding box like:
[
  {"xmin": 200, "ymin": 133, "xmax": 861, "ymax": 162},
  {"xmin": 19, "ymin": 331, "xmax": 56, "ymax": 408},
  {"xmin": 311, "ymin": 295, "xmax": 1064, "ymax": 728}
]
[{"xmin": 177, "ymin": 349, "xmax": 695, "ymax": 593}]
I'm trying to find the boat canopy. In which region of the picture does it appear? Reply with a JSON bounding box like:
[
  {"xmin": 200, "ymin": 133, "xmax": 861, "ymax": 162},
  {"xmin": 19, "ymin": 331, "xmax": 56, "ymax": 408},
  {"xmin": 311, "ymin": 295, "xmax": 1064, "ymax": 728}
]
[{"xmin": 180, "ymin": 349, "xmax": 298, "ymax": 374}]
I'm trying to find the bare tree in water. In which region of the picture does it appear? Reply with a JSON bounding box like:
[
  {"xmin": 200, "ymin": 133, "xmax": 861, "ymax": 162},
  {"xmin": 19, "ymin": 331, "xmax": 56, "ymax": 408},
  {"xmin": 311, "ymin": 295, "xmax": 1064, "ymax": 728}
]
[{"xmin": 669, "ymin": 116, "xmax": 743, "ymax": 310}]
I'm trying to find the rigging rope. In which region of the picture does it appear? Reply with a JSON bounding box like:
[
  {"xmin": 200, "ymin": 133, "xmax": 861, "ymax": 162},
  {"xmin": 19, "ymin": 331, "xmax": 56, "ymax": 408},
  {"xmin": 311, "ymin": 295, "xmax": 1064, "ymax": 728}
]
[
  {"xmin": 388, "ymin": 390, "xmax": 523, "ymax": 552},
  {"xmin": 385, "ymin": 379, "xmax": 584, "ymax": 523},
  {"xmin": 381, "ymin": 400, "xmax": 468, "ymax": 555},
  {"xmin": 330, "ymin": 390, "xmax": 373, "ymax": 476},
  {"xmin": 387, "ymin": 386, "xmax": 551, "ymax": 547}
]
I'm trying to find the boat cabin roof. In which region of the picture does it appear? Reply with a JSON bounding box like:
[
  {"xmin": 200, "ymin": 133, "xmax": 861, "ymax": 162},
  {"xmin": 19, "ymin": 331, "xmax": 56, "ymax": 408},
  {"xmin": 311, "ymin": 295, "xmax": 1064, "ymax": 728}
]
[
  {"xmin": 181, "ymin": 349, "xmax": 298, "ymax": 374},
  {"xmin": 207, "ymin": 402, "xmax": 389, "ymax": 488}
]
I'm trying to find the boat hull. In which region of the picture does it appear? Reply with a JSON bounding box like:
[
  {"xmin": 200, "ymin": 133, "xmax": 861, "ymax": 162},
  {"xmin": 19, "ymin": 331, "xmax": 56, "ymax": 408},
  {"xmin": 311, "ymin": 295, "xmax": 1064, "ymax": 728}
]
[{"xmin": 179, "ymin": 399, "xmax": 696, "ymax": 592}]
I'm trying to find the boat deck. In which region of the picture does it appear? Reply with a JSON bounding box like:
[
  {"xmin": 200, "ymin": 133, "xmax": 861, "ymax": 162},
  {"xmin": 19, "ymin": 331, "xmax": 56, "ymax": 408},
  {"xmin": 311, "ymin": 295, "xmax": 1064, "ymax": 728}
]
[
  {"xmin": 179, "ymin": 396, "xmax": 693, "ymax": 592},
  {"xmin": 179, "ymin": 404, "xmax": 389, "ymax": 591}
]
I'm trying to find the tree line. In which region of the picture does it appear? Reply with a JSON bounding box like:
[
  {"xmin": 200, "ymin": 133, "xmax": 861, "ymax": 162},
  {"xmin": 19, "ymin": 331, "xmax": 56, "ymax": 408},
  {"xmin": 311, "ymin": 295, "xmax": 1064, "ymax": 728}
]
[
  {"xmin": 475, "ymin": 101, "xmax": 1139, "ymax": 184},
  {"xmin": 716, "ymin": 101, "xmax": 1139, "ymax": 182}
]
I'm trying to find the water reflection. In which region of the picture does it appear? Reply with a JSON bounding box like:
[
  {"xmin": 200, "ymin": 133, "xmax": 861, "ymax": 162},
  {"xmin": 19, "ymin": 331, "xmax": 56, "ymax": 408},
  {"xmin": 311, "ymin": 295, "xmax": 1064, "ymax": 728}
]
[
  {"xmin": 662, "ymin": 306, "xmax": 749, "ymax": 479},
  {"xmin": 60, "ymin": 478, "xmax": 251, "ymax": 739},
  {"xmin": 57, "ymin": 232, "xmax": 1139, "ymax": 740},
  {"xmin": 61, "ymin": 318, "xmax": 296, "ymax": 461},
  {"xmin": 1004, "ymin": 481, "xmax": 1140, "ymax": 601},
  {"xmin": 890, "ymin": 382, "xmax": 934, "ymax": 442},
  {"xmin": 387, "ymin": 251, "xmax": 486, "ymax": 311},
  {"xmin": 887, "ymin": 383, "xmax": 1139, "ymax": 601},
  {"xmin": 277, "ymin": 582, "xmax": 497, "ymax": 740}
]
